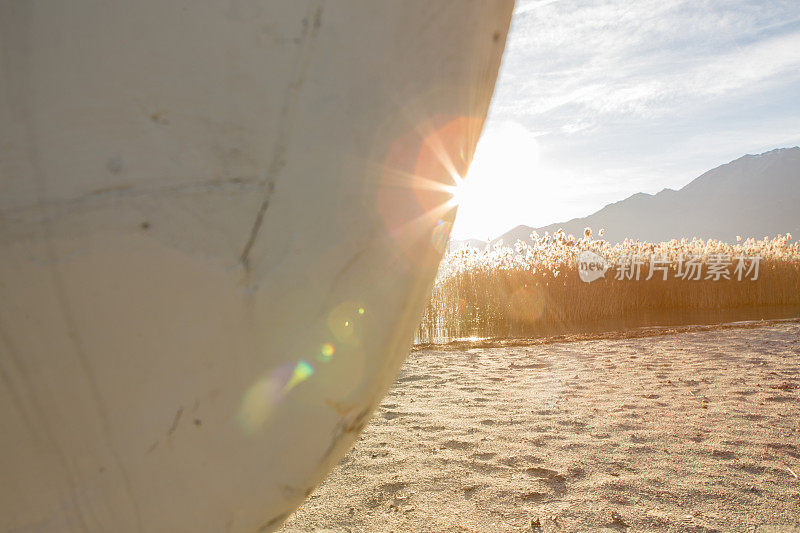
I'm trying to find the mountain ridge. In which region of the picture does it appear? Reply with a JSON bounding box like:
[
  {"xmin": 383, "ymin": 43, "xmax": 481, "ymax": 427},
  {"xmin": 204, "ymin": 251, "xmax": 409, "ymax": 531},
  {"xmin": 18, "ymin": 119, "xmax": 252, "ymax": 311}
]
[{"xmin": 462, "ymin": 147, "xmax": 800, "ymax": 248}]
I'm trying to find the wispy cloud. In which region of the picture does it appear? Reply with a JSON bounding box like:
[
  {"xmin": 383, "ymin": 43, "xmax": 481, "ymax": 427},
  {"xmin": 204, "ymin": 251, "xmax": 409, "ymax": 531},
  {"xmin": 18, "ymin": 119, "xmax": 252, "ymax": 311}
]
[
  {"xmin": 494, "ymin": 0, "xmax": 800, "ymax": 124},
  {"xmin": 465, "ymin": 0, "xmax": 800, "ymax": 238}
]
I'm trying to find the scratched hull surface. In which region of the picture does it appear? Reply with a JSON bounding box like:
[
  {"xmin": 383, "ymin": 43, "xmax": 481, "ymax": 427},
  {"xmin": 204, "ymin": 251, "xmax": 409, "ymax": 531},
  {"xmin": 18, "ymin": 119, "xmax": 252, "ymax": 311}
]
[{"xmin": 0, "ymin": 2, "xmax": 514, "ymax": 531}]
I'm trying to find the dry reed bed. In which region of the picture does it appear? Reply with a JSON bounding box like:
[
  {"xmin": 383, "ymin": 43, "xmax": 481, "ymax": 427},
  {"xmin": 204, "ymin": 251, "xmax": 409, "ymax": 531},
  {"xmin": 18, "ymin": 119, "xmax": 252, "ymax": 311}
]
[{"xmin": 417, "ymin": 231, "xmax": 800, "ymax": 342}]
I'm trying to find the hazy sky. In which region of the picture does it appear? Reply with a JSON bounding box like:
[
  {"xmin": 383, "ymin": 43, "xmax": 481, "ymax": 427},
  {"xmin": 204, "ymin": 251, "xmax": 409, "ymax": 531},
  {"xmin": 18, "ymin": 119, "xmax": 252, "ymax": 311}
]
[{"xmin": 452, "ymin": 0, "xmax": 800, "ymax": 240}]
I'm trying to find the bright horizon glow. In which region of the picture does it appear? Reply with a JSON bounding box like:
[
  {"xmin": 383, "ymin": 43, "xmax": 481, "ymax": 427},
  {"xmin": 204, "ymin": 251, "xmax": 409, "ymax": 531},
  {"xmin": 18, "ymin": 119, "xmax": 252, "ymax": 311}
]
[
  {"xmin": 450, "ymin": 0, "xmax": 800, "ymax": 241},
  {"xmin": 451, "ymin": 121, "xmax": 548, "ymax": 240}
]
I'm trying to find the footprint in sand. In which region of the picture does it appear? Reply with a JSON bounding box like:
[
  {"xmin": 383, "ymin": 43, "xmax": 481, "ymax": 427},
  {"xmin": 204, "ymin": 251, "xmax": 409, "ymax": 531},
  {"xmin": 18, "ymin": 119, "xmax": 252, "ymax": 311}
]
[
  {"xmin": 526, "ymin": 466, "xmax": 560, "ymax": 478},
  {"xmin": 378, "ymin": 480, "xmax": 408, "ymax": 493},
  {"xmin": 471, "ymin": 452, "xmax": 496, "ymax": 460},
  {"xmin": 557, "ymin": 419, "xmax": 588, "ymax": 429},
  {"xmin": 517, "ymin": 490, "xmax": 548, "ymax": 502},
  {"xmin": 441, "ymin": 439, "xmax": 472, "ymax": 450},
  {"xmin": 732, "ymin": 462, "xmax": 766, "ymax": 475},
  {"xmin": 396, "ymin": 374, "xmax": 428, "ymax": 383},
  {"xmin": 765, "ymin": 395, "xmax": 794, "ymax": 403},
  {"xmin": 711, "ymin": 449, "xmax": 736, "ymax": 460}
]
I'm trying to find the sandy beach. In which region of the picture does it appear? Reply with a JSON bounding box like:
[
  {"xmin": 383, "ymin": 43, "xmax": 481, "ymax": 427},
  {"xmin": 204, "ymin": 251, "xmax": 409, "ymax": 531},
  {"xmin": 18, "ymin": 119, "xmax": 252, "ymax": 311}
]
[{"xmin": 281, "ymin": 321, "xmax": 800, "ymax": 532}]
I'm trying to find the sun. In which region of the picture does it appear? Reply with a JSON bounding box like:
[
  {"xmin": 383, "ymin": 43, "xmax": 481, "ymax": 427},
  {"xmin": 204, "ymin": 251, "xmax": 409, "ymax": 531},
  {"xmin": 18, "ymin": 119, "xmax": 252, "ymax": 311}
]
[
  {"xmin": 445, "ymin": 174, "xmax": 468, "ymax": 208},
  {"xmin": 450, "ymin": 121, "xmax": 543, "ymax": 240}
]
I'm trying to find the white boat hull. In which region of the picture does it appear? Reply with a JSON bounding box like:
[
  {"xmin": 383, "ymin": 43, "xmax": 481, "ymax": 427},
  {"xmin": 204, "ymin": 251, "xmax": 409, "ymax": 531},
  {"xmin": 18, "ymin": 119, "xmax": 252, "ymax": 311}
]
[{"xmin": 0, "ymin": 2, "xmax": 513, "ymax": 531}]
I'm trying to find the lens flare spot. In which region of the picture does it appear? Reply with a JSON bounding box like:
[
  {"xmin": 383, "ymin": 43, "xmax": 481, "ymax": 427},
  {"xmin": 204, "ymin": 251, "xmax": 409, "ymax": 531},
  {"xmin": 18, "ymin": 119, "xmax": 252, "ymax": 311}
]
[
  {"xmin": 237, "ymin": 359, "xmax": 317, "ymax": 434},
  {"xmin": 328, "ymin": 301, "xmax": 360, "ymax": 344},
  {"xmin": 358, "ymin": 307, "xmax": 365, "ymax": 315},
  {"xmin": 508, "ymin": 286, "xmax": 546, "ymax": 324},
  {"xmin": 375, "ymin": 115, "xmax": 481, "ymax": 256},
  {"xmin": 319, "ymin": 343, "xmax": 335, "ymax": 361},
  {"xmin": 237, "ymin": 374, "xmax": 283, "ymax": 434},
  {"xmin": 431, "ymin": 219, "xmax": 452, "ymax": 253},
  {"xmin": 285, "ymin": 360, "xmax": 314, "ymax": 392}
]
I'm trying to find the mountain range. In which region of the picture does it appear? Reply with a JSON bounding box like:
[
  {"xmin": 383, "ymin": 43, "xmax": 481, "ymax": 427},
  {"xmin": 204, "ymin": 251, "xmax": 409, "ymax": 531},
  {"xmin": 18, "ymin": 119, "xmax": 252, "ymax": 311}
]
[{"xmin": 451, "ymin": 147, "xmax": 800, "ymax": 249}]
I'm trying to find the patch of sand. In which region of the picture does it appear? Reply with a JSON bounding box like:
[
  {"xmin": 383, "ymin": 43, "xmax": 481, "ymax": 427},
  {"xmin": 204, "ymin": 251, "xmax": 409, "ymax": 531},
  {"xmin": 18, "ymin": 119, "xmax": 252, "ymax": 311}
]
[{"xmin": 281, "ymin": 323, "xmax": 800, "ymax": 532}]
